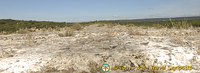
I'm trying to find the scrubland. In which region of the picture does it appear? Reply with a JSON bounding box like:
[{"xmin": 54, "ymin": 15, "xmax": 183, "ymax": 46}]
[{"xmin": 0, "ymin": 19, "xmax": 200, "ymax": 73}]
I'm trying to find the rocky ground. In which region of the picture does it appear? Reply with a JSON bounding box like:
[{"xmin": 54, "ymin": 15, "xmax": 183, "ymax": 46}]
[{"xmin": 0, "ymin": 24, "xmax": 200, "ymax": 73}]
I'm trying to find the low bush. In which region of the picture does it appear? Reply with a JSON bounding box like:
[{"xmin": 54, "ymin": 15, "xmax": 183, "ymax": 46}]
[
  {"xmin": 70, "ymin": 23, "xmax": 82, "ymax": 30},
  {"xmin": 58, "ymin": 28, "xmax": 74, "ymax": 37}
]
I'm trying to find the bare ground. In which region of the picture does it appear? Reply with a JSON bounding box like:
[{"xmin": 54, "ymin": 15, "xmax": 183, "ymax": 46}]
[{"xmin": 0, "ymin": 24, "xmax": 200, "ymax": 73}]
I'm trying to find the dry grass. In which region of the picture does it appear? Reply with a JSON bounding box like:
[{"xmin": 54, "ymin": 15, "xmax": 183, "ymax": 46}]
[
  {"xmin": 125, "ymin": 24, "xmax": 135, "ymax": 27},
  {"xmin": 88, "ymin": 61, "xmax": 103, "ymax": 73},
  {"xmin": 97, "ymin": 24, "xmax": 105, "ymax": 27},
  {"xmin": 194, "ymin": 41, "xmax": 200, "ymax": 54},
  {"xmin": 58, "ymin": 28, "xmax": 74, "ymax": 37},
  {"xmin": 58, "ymin": 33, "xmax": 65, "ymax": 37},
  {"xmin": 170, "ymin": 37, "xmax": 185, "ymax": 46},
  {"xmin": 29, "ymin": 66, "xmax": 73, "ymax": 73},
  {"xmin": 14, "ymin": 45, "xmax": 22, "ymax": 49},
  {"xmin": 23, "ymin": 34, "xmax": 38, "ymax": 47},
  {"xmin": 55, "ymin": 26, "xmax": 62, "ymax": 31},
  {"xmin": 195, "ymin": 46, "xmax": 200, "ymax": 54},
  {"xmin": 0, "ymin": 52, "xmax": 12, "ymax": 58},
  {"xmin": 0, "ymin": 31, "xmax": 7, "ymax": 35},
  {"xmin": 128, "ymin": 27, "xmax": 145, "ymax": 35},
  {"xmin": 71, "ymin": 23, "xmax": 82, "ymax": 30},
  {"xmin": 0, "ymin": 49, "xmax": 14, "ymax": 58},
  {"xmin": 107, "ymin": 24, "xmax": 117, "ymax": 28},
  {"xmin": 17, "ymin": 29, "xmax": 29, "ymax": 34},
  {"xmin": 169, "ymin": 18, "xmax": 193, "ymax": 29}
]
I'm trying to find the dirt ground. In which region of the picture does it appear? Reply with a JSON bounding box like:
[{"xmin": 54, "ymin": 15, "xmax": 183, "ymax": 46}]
[{"xmin": 0, "ymin": 24, "xmax": 200, "ymax": 73}]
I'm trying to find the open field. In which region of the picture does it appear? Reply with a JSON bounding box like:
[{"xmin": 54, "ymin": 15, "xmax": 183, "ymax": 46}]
[{"xmin": 0, "ymin": 22, "xmax": 200, "ymax": 73}]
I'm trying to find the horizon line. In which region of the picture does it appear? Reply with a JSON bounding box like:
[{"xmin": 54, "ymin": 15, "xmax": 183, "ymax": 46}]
[{"xmin": 1, "ymin": 15, "xmax": 199, "ymax": 23}]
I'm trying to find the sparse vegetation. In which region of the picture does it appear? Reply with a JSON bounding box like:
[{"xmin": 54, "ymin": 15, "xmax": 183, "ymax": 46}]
[
  {"xmin": 97, "ymin": 24, "xmax": 105, "ymax": 27},
  {"xmin": 128, "ymin": 27, "xmax": 145, "ymax": 35},
  {"xmin": 95, "ymin": 17, "xmax": 200, "ymax": 28},
  {"xmin": 170, "ymin": 37, "xmax": 185, "ymax": 46},
  {"xmin": 70, "ymin": 23, "xmax": 82, "ymax": 30},
  {"xmin": 0, "ymin": 49, "xmax": 14, "ymax": 58},
  {"xmin": 0, "ymin": 16, "xmax": 200, "ymax": 34},
  {"xmin": 196, "ymin": 46, "xmax": 200, "ymax": 54},
  {"xmin": 0, "ymin": 18, "xmax": 200, "ymax": 73},
  {"xmin": 17, "ymin": 28, "xmax": 29, "ymax": 34},
  {"xmin": 30, "ymin": 65, "xmax": 72, "ymax": 73},
  {"xmin": 58, "ymin": 28, "xmax": 74, "ymax": 37}
]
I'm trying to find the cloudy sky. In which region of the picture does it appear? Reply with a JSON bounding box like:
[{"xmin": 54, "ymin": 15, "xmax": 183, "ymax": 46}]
[{"xmin": 0, "ymin": 0, "xmax": 200, "ymax": 22}]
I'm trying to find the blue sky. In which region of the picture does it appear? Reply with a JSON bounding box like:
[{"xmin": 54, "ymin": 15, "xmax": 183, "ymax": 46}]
[{"xmin": 0, "ymin": 0, "xmax": 200, "ymax": 22}]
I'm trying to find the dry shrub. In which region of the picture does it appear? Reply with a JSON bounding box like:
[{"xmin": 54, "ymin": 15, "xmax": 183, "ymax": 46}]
[
  {"xmin": 58, "ymin": 28, "xmax": 74, "ymax": 37},
  {"xmin": 128, "ymin": 27, "xmax": 145, "ymax": 35},
  {"xmin": 88, "ymin": 61, "xmax": 103, "ymax": 73},
  {"xmin": 15, "ymin": 45, "xmax": 22, "ymax": 49},
  {"xmin": 195, "ymin": 41, "xmax": 200, "ymax": 54},
  {"xmin": 55, "ymin": 26, "xmax": 62, "ymax": 31},
  {"xmin": 128, "ymin": 30, "xmax": 142, "ymax": 35},
  {"xmin": 126, "ymin": 24, "xmax": 135, "ymax": 27},
  {"xmin": 36, "ymin": 28, "xmax": 47, "ymax": 33},
  {"xmin": 47, "ymin": 28, "xmax": 54, "ymax": 32},
  {"xmin": 196, "ymin": 45, "xmax": 200, "ymax": 54},
  {"xmin": 0, "ymin": 31, "xmax": 7, "ymax": 35},
  {"xmin": 152, "ymin": 24, "xmax": 165, "ymax": 29},
  {"xmin": 25, "ymin": 34, "xmax": 37, "ymax": 47},
  {"xmin": 0, "ymin": 49, "xmax": 14, "ymax": 58},
  {"xmin": 30, "ymin": 65, "xmax": 73, "ymax": 73},
  {"xmin": 169, "ymin": 19, "xmax": 193, "ymax": 29},
  {"xmin": 170, "ymin": 37, "xmax": 185, "ymax": 46},
  {"xmin": 58, "ymin": 33, "xmax": 65, "ymax": 37},
  {"xmin": 64, "ymin": 28, "xmax": 74, "ymax": 36},
  {"xmin": 107, "ymin": 24, "xmax": 117, "ymax": 28},
  {"xmin": 17, "ymin": 29, "xmax": 29, "ymax": 34},
  {"xmin": 28, "ymin": 27, "xmax": 37, "ymax": 32},
  {"xmin": 177, "ymin": 21, "xmax": 193, "ymax": 29},
  {"xmin": 97, "ymin": 24, "xmax": 105, "ymax": 27},
  {"xmin": 71, "ymin": 23, "xmax": 82, "ymax": 30},
  {"xmin": 0, "ymin": 53, "xmax": 12, "ymax": 58}
]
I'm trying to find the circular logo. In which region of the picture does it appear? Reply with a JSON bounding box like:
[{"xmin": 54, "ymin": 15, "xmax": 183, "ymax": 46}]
[{"xmin": 101, "ymin": 64, "xmax": 110, "ymax": 72}]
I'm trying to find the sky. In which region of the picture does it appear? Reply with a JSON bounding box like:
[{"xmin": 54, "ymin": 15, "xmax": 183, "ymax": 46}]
[{"xmin": 0, "ymin": 0, "xmax": 200, "ymax": 22}]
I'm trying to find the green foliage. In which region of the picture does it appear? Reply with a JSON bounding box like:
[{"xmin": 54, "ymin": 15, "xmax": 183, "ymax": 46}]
[{"xmin": 0, "ymin": 19, "xmax": 73, "ymax": 34}]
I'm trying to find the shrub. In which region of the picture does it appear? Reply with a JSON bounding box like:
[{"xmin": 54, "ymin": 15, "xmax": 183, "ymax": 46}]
[
  {"xmin": 196, "ymin": 45, "xmax": 200, "ymax": 54},
  {"xmin": 97, "ymin": 24, "xmax": 105, "ymax": 27},
  {"xmin": 170, "ymin": 37, "xmax": 185, "ymax": 46},
  {"xmin": 71, "ymin": 23, "xmax": 82, "ymax": 30},
  {"xmin": 128, "ymin": 27, "xmax": 145, "ymax": 35},
  {"xmin": 58, "ymin": 33, "xmax": 65, "ymax": 37},
  {"xmin": 58, "ymin": 28, "xmax": 74, "ymax": 37},
  {"xmin": 17, "ymin": 29, "xmax": 29, "ymax": 34}
]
